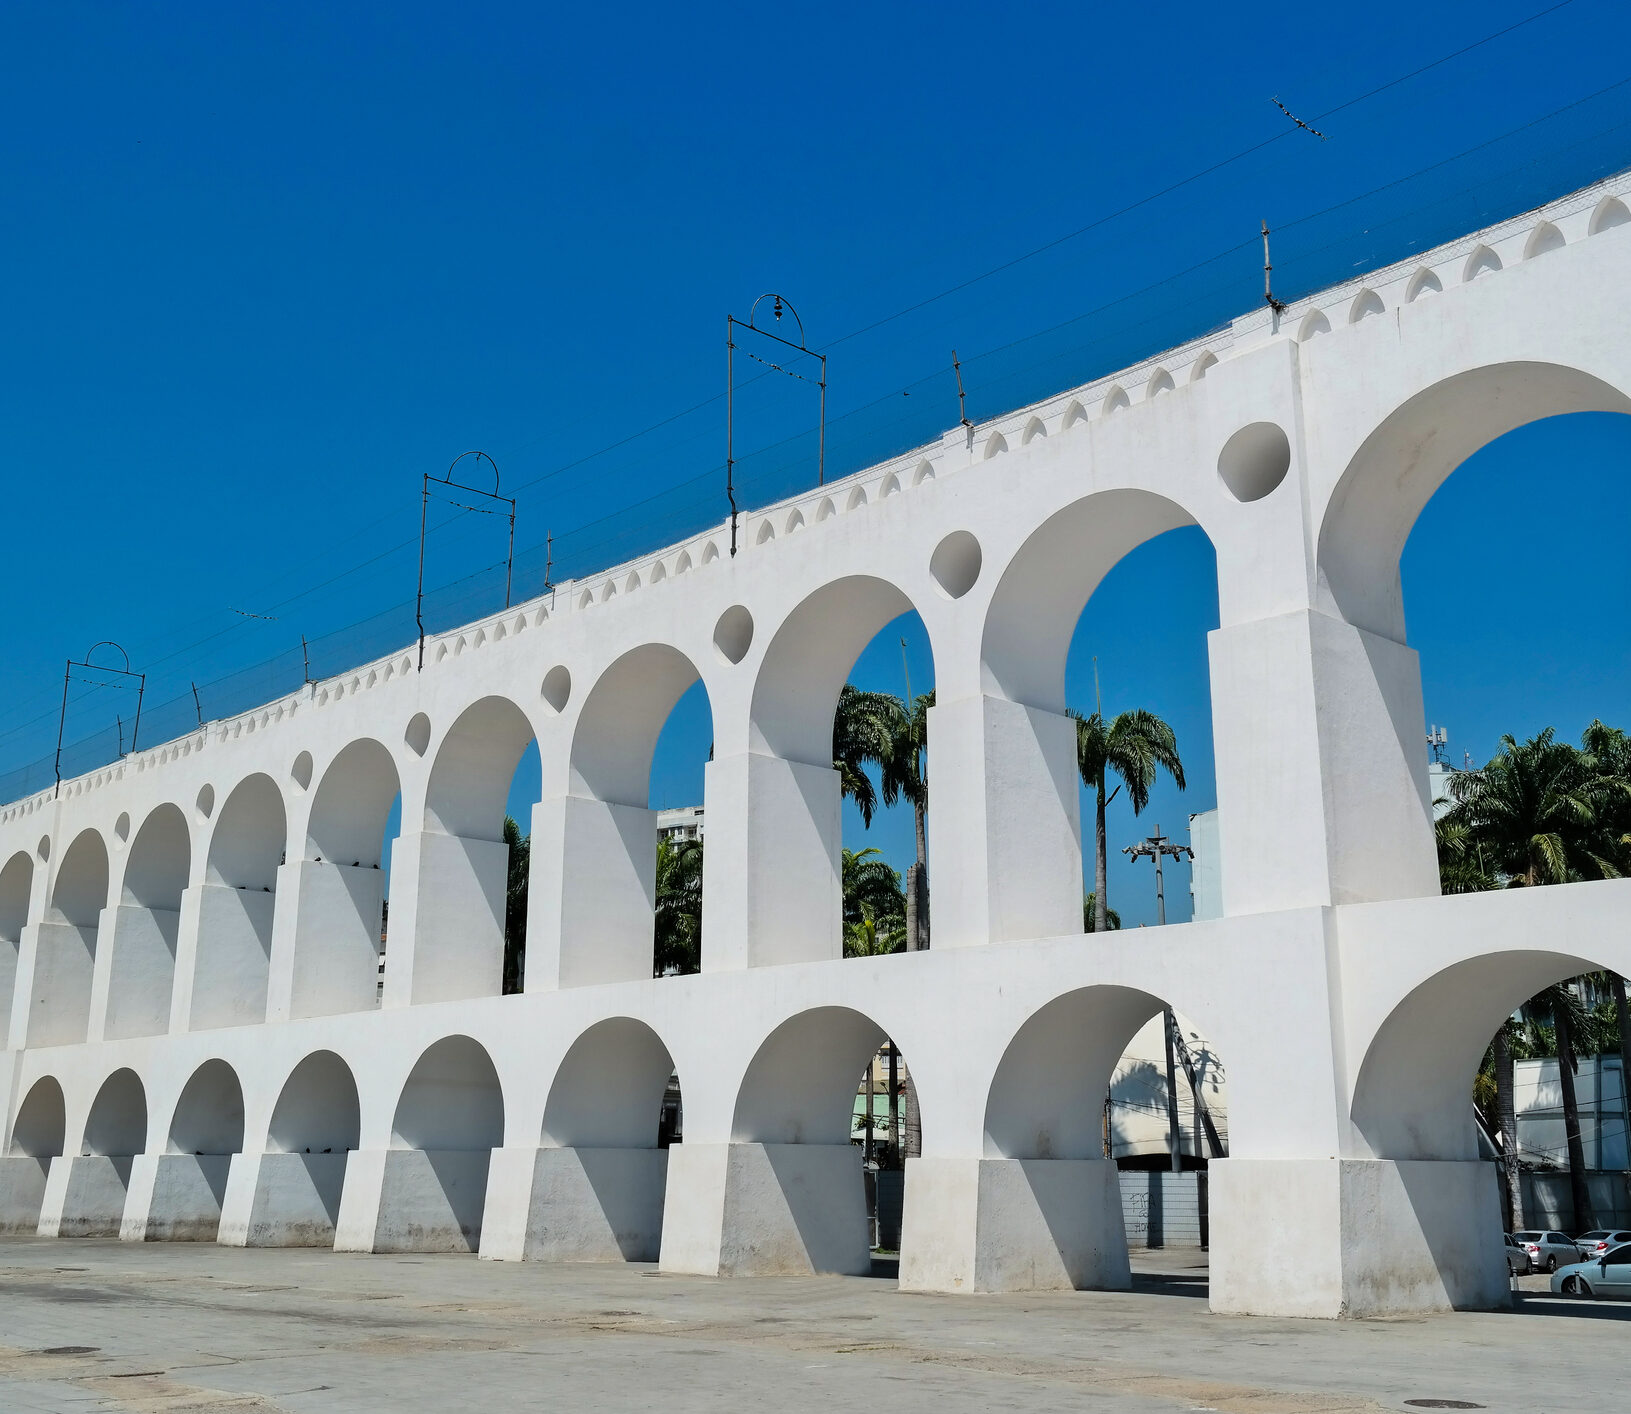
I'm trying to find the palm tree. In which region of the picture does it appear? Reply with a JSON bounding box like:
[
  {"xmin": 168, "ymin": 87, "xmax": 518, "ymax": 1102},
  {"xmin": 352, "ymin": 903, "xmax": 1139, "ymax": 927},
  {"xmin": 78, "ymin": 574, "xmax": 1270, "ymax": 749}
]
[
  {"xmin": 880, "ymin": 689, "xmax": 932, "ymax": 950},
  {"xmin": 502, "ymin": 815, "xmax": 529, "ymax": 994},
  {"xmin": 1083, "ymin": 892, "xmax": 1120, "ymax": 931},
  {"xmin": 1524, "ymin": 983, "xmax": 1596, "ymax": 1232},
  {"xmin": 1073, "ymin": 709, "xmax": 1186, "ymax": 932},
  {"xmin": 654, "ymin": 835, "xmax": 703, "ymax": 976},
  {"xmin": 833, "ymin": 686, "xmax": 900, "ymax": 828}
]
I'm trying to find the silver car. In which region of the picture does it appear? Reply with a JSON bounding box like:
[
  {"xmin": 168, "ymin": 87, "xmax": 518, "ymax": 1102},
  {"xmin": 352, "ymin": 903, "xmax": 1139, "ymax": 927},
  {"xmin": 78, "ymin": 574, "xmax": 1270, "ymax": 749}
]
[
  {"xmin": 1573, "ymin": 1228, "xmax": 1631, "ymax": 1262},
  {"xmin": 1513, "ymin": 1229, "xmax": 1582, "ymax": 1272},
  {"xmin": 1502, "ymin": 1232, "xmax": 1532, "ymax": 1275},
  {"xmin": 1552, "ymin": 1243, "xmax": 1631, "ymax": 1298}
]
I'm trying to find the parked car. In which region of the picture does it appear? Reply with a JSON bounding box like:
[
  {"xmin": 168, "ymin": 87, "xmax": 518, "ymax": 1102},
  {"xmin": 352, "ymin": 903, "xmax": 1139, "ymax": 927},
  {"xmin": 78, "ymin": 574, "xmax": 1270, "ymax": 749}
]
[
  {"xmin": 1512, "ymin": 1230, "xmax": 1583, "ymax": 1272},
  {"xmin": 1573, "ymin": 1229, "xmax": 1631, "ymax": 1261},
  {"xmin": 1551, "ymin": 1243, "xmax": 1631, "ymax": 1298},
  {"xmin": 1502, "ymin": 1233, "xmax": 1532, "ymax": 1275}
]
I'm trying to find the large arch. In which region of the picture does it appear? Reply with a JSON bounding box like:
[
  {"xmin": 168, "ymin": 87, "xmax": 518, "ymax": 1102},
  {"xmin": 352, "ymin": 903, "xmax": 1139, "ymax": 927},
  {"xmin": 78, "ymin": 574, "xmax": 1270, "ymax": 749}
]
[
  {"xmin": 168, "ymin": 1059, "xmax": 246, "ymax": 1156},
  {"xmin": 1317, "ymin": 363, "xmax": 1631, "ymax": 642},
  {"xmin": 29, "ymin": 829, "xmax": 109, "ymax": 1046},
  {"xmin": 535, "ymin": 645, "xmax": 712, "ymax": 986},
  {"xmin": 0, "ymin": 850, "xmax": 32, "ymax": 1037},
  {"xmin": 142, "ymin": 1058, "xmax": 246, "ymax": 1242},
  {"xmin": 57, "ymin": 1067, "xmax": 147, "ymax": 1238},
  {"xmin": 292, "ymin": 739, "xmax": 401, "ymax": 1018},
  {"xmin": 407, "ymin": 697, "xmax": 538, "ymax": 1003},
  {"xmin": 1, "ymin": 1076, "xmax": 64, "ymax": 1235},
  {"xmin": 105, "ymin": 803, "xmax": 189, "ymax": 1039},
  {"xmin": 193, "ymin": 774, "xmax": 285, "ymax": 1030},
  {"xmin": 380, "ymin": 1035, "xmax": 505, "ymax": 1252},
  {"xmin": 240, "ymin": 1050, "xmax": 362, "ymax": 1247}
]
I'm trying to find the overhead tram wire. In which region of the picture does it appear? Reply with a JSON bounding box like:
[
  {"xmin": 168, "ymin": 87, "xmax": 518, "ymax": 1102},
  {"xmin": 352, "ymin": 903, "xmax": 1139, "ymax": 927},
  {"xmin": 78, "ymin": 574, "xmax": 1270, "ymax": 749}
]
[{"xmin": 0, "ymin": 11, "xmax": 1605, "ymax": 772}]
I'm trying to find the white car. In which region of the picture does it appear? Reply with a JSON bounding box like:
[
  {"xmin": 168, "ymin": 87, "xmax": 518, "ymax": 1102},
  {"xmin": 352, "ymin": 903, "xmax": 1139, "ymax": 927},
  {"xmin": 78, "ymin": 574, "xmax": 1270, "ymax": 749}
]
[
  {"xmin": 1512, "ymin": 1230, "xmax": 1582, "ymax": 1273},
  {"xmin": 1552, "ymin": 1243, "xmax": 1631, "ymax": 1298},
  {"xmin": 1573, "ymin": 1228, "xmax": 1631, "ymax": 1261},
  {"xmin": 1502, "ymin": 1232, "xmax": 1532, "ymax": 1275}
]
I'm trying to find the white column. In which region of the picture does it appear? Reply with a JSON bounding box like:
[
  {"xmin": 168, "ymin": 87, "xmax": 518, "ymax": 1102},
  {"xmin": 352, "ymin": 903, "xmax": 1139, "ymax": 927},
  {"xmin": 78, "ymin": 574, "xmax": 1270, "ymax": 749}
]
[
  {"xmin": 700, "ymin": 751, "xmax": 841, "ymax": 971},
  {"xmin": 381, "ymin": 831, "xmax": 505, "ymax": 1007},
  {"xmin": 527, "ymin": 796, "xmax": 656, "ymax": 989},
  {"xmin": 480, "ymin": 1145, "xmax": 668, "ymax": 1262},
  {"xmin": 927, "ymin": 694, "xmax": 1084, "ymax": 948},
  {"xmin": 24, "ymin": 919, "xmax": 99, "ymax": 1047},
  {"xmin": 183, "ymin": 883, "xmax": 274, "ymax": 1031},
  {"xmin": 96, "ymin": 904, "xmax": 179, "ymax": 1040},
  {"xmin": 267, "ymin": 860, "xmax": 384, "ymax": 1021},
  {"xmin": 1209, "ymin": 608, "xmax": 1438, "ymax": 914}
]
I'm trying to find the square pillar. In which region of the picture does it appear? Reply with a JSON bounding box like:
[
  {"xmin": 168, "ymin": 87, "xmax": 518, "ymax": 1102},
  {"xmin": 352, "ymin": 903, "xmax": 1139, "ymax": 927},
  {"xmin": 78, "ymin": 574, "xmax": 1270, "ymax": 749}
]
[
  {"xmin": 0, "ymin": 1154, "xmax": 52, "ymax": 1235},
  {"xmin": 658, "ymin": 1142, "xmax": 870, "ymax": 1276},
  {"xmin": 381, "ymin": 832, "xmax": 505, "ymax": 1007},
  {"xmin": 119, "ymin": 1153, "xmax": 234, "ymax": 1241},
  {"xmin": 528, "ymin": 797, "xmax": 657, "ymax": 990},
  {"xmin": 96, "ymin": 904, "xmax": 179, "ymax": 1040},
  {"xmin": 899, "ymin": 1156, "xmax": 1129, "ymax": 1293},
  {"xmin": 217, "ymin": 1150, "xmax": 351, "ymax": 1248},
  {"xmin": 1209, "ymin": 609, "xmax": 1439, "ymax": 914},
  {"xmin": 40, "ymin": 1155, "xmax": 134, "ymax": 1238},
  {"xmin": 334, "ymin": 1147, "xmax": 493, "ymax": 1253},
  {"xmin": 25, "ymin": 920, "xmax": 98, "ymax": 1047},
  {"xmin": 928, "ymin": 695, "xmax": 1084, "ymax": 948},
  {"xmin": 184, "ymin": 883, "xmax": 275, "ymax": 1031},
  {"xmin": 701, "ymin": 753, "xmax": 841, "ymax": 971},
  {"xmin": 267, "ymin": 860, "xmax": 384, "ymax": 1022},
  {"xmin": 1208, "ymin": 1157, "xmax": 1511, "ymax": 1317},
  {"xmin": 480, "ymin": 1145, "xmax": 668, "ymax": 1262}
]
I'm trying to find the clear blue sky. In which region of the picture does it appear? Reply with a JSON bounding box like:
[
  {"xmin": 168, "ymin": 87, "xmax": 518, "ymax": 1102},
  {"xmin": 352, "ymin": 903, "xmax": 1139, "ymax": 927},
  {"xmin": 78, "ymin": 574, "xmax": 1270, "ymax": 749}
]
[{"xmin": 2, "ymin": 1, "xmax": 1628, "ymax": 924}]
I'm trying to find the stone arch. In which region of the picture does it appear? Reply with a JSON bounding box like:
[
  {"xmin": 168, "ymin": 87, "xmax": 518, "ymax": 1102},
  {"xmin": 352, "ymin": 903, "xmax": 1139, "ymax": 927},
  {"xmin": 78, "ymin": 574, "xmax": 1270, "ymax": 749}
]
[
  {"xmin": 2, "ymin": 1077, "xmax": 63, "ymax": 1235},
  {"xmin": 701, "ymin": 540, "xmax": 720, "ymax": 564},
  {"xmin": 1589, "ymin": 194, "xmax": 1630, "ymax": 235},
  {"xmin": 547, "ymin": 644, "xmax": 712, "ymax": 985},
  {"xmin": 756, "ymin": 520, "xmax": 775, "ymax": 545},
  {"xmin": 1101, "ymin": 385, "xmax": 1130, "ymax": 414},
  {"xmin": 193, "ymin": 774, "xmax": 284, "ymax": 1031},
  {"xmin": 845, "ymin": 486, "xmax": 868, "ymax": 511},
  {"xmin": 1062, "ymin": 399, "xmax": 1088, "ymax": 429},
  {"xmin": 268, "ymin": 1051, "xmax": 361, "ymax": 1154},
  {"xmin": 168, "ymin": 1059, "xmax": 245, "ymax": 1155},
  {"xmin": 1145, "ymin": 368, "xmax": 1175, "ymax": 397},
  {"xmin": 880, "ymin": 471, "xmax": 902, "ymax": 496},
  {"xmin": 1349, "ymin": 289, "xmax": 1385, "ymax": 323},
  {"xmin": 249, "ymin": 1050, "xmax": 361, "ymax": 1247},
  {"xmin": 1316, "ymin": 363, "xmax": 1631, "ymax": 640},
  {"xmin": 983, "ymin": 431, "xmax": 1009, "ymax": 458},
  {"xmin": 675, "ymin": 549, "xmax": 694, "ymax": 573},
  {"xmin": 912, "ymin": 460, "xmax": 935, "ymax": 484},
  {"xmin": 1405, "ymin": 268, "xmax": 1443, "ymax": 302},
  {"xmin": 295, "ymin": 739, "xmax": 402, "ymax": 1019},
  {"xmin": 65, "ymin": 1067, "xmax": 148, "ymax": 1235},
  {"xmin": 0, "ymin": 850, "xmax": 32, "ymax": 1035},
  {"xmin": 785, "ymin": 508, "xmax": 805, "ymax": 534},
  {"xmin": 981, "ymin": 489, "xmax": 1200, "ymax": 714},
  {"xmin": 1463, "ymin": 244, "xmax": 1501, "ymax": 281},
  {"xmin": 544, "ymin": 1017, "xmax": 676, "ymax": 1148},
  {"xmin": 1189, "ymin": 352, "xmax": 1218, "ymax": 381},
  {"xmin": 1298, "ymin": 309, "xmax": 1331, "ymax": 341},
  {"xmin": 106, "ymin": 803, "xmax": 189, "ymax": 1040},
  {"xmin": 29, "ymin": 829, "xmax": 108, "ymax": 1046},
  {"xmin": 649, "ymin": 559, "xmax": 668, "ymax": 583},
  {"xmin": 385, "ymin": 1035, "xmax": 505, "ymax": 1252},
  {"xmin": 1523, "ymin": 220, "xmax": 1565, "ymax": 259},
  {"xmin": 625, "ymin": 570, "xmax": 641, "ymax": 593},
  {"xmin": 1021, "ymin": 416, "xmax": 1047, "ymax": 444},
  {"xmin": 83, "ymin": 1067, "xmax": 147, "ymax": 1157},
  {"xmin": 815, "ymin": 496, "xmax": 837, "ymax": 521},
  {"xmin": 417, "ymin": 696, "xmax": 538, "ymax": 1003}
]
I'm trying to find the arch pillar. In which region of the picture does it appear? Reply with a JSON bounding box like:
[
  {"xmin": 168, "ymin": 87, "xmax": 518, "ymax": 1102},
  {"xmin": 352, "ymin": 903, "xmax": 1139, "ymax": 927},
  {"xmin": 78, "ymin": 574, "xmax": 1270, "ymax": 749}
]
[{"xmin": 380, "ymin": 828, "xmax": 506, "ymax": 1006}]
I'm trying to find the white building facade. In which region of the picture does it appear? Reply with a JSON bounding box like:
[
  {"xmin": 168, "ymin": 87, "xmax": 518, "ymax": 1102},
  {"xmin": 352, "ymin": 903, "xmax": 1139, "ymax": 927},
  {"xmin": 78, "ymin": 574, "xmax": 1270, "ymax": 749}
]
[{"xmin": 3, "ymin": 178, "xmax": 1631, "ymax": 1318}]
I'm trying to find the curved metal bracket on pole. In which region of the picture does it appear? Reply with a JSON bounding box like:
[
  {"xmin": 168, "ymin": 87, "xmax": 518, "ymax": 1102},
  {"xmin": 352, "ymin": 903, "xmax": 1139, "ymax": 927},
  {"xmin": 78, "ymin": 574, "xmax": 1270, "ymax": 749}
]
[
  {"xmin": 55, "ymin": 640, "xmax": 146, "ymax": 797},
  {"xmin": 416, "ymin": 451, "xmax": 517, "ymax": 671},
  {"xmin": 727, "ymin": 293, "xmax": 827, "ymax": 557}
]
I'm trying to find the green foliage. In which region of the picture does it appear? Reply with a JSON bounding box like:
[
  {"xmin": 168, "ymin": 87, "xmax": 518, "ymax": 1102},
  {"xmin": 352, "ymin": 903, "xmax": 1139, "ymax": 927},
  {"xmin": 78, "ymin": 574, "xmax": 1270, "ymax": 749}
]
[
  {"xmin": 1083, "ymin": 891, "xmax": 1120, "ymax": 931},
  {"xmin": 654, "ymin": 835, "xmax": 704, "ymax": 976},
  {"xmin": 842, "ymin": 847, "xmax": 905, "ymax": 957},
  {"xmin": 832, "ymin": 686, "xmax": 902, "ymax": 828},
  {"xmin": 502, "ymin": 815, "xmax": 530, "ymax": 994}
]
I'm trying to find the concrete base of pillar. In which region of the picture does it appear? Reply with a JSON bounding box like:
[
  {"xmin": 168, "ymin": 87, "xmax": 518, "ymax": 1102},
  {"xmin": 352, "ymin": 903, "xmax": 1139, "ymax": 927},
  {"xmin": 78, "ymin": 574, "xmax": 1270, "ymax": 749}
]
[
  {"xmin": 42, "ymin": 1155, "xmax": 133, "ymax": 1238},
  {"xmin": 481, "ymin": 1145, "xmax": 668, "ymax": 1262},
  {"xmin": 1209, "ymin": 1157, "xmax": 1511, "ymax": 1318},
  {"xmin": 659, "ymin": 1142, "xmax": 869, "ymax": 1277},
  {"xmin": 219, "ymin": 1152, "xmax": 350, "ymax": 1247},
  {"xmin": 0, "ymin": 1155, "xmax": 51, "ymax": 1234},
  {"xmin": 899, "ymin": 1156, "xmax": 1130, "ymax": 1293},
  {"xmin": 120, "ymin": 1154, "xmax": 234, "ymax": 1242},
  {"xmin": 335, "ymin": 1148, "xmax": 492, "ymax": 1254}
]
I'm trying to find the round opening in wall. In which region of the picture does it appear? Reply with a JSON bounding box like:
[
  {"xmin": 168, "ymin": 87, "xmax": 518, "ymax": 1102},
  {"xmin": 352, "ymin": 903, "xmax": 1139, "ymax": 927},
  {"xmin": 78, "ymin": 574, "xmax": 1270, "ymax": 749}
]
[
  {"xmin": 930, "ymin": 530, "xmax": 983, "ymax": 600},
  {"xmin": 714, "ymin": 605, "xmax": 754, "ymax": 665},
  {"xmin": 541, "ymin": 666, "xmax": 572, "ymax": 714},
  {"xmin": 404, "ymin": 712, "xmax": 432, "ymax": 758},
  {"xmin": 291, "ymin": 750, "xmax": 314, "ymax": 790},
  {"xmin": 114, "ymin": 813, "xmax": 131, "ymax": 844},
  {"xmin": 36, "ymin": 835, "xmax": 50, "ymax": 862},
  {"xmin": 195, "ymin": 784, "xmax": 215, "ymax": 820},
  {"xmin": 1217, "ymin": 421, "xmax": 1291, "ymax": 502}
]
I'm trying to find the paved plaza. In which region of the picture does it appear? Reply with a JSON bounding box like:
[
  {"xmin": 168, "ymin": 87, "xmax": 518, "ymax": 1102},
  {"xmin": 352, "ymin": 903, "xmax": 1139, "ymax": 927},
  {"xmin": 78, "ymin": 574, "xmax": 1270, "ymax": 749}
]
[{"xmin": 0, "ymin": 1241, "xmax": 1622, "ymax": 1413}]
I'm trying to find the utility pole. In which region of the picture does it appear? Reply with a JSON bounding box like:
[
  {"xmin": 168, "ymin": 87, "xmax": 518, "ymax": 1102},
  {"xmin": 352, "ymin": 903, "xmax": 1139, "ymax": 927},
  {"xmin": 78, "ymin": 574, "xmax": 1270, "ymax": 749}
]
[{"xmin": 1124, "ymin": 825, "xmax": 1195, "ymax": 1174}]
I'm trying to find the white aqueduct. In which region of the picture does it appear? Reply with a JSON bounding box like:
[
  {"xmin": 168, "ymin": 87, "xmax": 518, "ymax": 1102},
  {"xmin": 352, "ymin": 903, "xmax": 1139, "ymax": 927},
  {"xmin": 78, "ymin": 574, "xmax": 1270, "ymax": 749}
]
[{"xmin": 2, "ymin": 177, "xmax": 1630, "ymax": 1320}]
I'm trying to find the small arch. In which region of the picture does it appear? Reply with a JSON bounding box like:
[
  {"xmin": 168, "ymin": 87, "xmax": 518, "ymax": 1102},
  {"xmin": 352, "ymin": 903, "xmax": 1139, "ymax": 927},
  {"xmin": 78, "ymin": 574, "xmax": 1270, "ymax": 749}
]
[
  {"xmin": 674, "ymin": 549, "xmax": 694, "ymax": 574},
  {"xmin": 1145, "ymin": 369, "xmax": 1175, "ymax": 398},
  {"xmin": 1021, "ymin": 417, "xmax": 1047, "ymax": 445},
  {"xmin": 713, "ymin": 606, "xmax": 754, "ymax": 666},
  {"xmin": 541, "ymin": 665, "xmax": 572, "ymax": 713},
  {"xmin": 1297, "ymin": 309, "xmax": 1331, "ymax": 341},
  {"xmin": 755, "ymin": 520, "xmax": 776, "ymax": 546},
  {"xmin": 291, "ymin": 750, "xmax": 314, "ymax": 790},
  {"xmin": 1189, "ymin": 352, "xmax": 1218, "ymax": 382},
  {"xmin": 1405, "ymin": 268, "xmax": 1443, "ymax": 302},
  {"xmin": 624, "ymin": 571, "xmax": 641, "ymax": 593},
  {"xmin": 912, "ymin": 460, "xmax": 935, "ymax": 485},
  {"xmin": 701, "ymin": 541, "xmax": 720, "ymax": 564},
  {"xmin": 1349, "ymin": 289, "xmax": 1385, "ymax": 323},
  {"xmin": 600, "ymin": 580, "xmax": 618, "ymax": 602},
  {"xmin": 815, "ymin": 497, "xmax": 837, "ymax": 522},
  {"xmin": 1523, "ymin": 220, "xmax": 1565, "ymax": 259},
  {"xmin": 1061, "ymin": 400, "xmax": 1088, "ymax": 430},
  {"xmin": 10, "ymin": 1076, "xmax": 65, "ymax": 1158},
  {"xmin": 1101, "ymin": 386, "xmax": 1130, "ymax": 415},
  {"xmin": 929, "ymin": 531, "xmax": 983, "ymax": 600},
  {"xmin": 846, "ymin": 486, "xmax": 868, "ymax": 511},
  {"xmin": 785, "ymin": 508, "xmax": 806, "ymax": 535},
  {"xmin": 1588, "ymin": 195, "xmax": 1630, "ymax": 235},
  {"xmin": 168, "ymin": 1059, "xmax": 245, "ymax": 1155},
  {"xmin": 983, "ymin": 431, "xmax": 1010, "ymax": 459},
  {"xmin": 649, "ymin": 560, "xmax": 667, "ymax": 583},
  {"xmin": 404, "ymin": 712, "xmax": 432, "ymax": 757},
  {"xmin": 84, "ymin": 1068, "xmax": 147, "ymax": 1157},
  {"xmin": 1463, "ymin": 244, "xmax": 1502, "ymax": 281},
  {"xmin": 879, "ymin": 472, "xmax": 902, "ymax": 496},
  {"xmin": 578, "ymin": 590, "xmax": 594, "ymax": 610}
]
